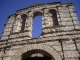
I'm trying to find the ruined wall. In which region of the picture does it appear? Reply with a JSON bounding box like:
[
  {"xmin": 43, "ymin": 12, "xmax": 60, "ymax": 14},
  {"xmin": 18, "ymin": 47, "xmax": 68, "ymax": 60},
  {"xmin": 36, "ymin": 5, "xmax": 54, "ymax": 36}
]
[{"xmin": 0, "ymin": 2, "xmax": 80, "ymax": 60}]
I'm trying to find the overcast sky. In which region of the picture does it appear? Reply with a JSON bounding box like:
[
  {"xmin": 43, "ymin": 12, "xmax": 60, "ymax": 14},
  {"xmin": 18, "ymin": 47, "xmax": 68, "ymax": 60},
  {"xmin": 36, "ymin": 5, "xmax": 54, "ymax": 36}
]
[{"xmin": 0, "ymin": 0, "xmax": 80, "ymax": 38}]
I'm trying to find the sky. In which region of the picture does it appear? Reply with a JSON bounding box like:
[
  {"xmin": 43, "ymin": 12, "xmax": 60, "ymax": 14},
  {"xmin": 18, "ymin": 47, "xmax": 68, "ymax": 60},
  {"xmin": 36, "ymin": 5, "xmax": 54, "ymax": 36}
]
[{"xmin": 0, "ymin": 0, "xmax": 80, "ymax": 38}]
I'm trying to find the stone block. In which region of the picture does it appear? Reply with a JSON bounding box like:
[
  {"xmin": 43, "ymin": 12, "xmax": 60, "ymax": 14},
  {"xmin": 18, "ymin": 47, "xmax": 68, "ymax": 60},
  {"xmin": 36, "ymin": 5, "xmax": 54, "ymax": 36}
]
[
  {"xmin": 0, "ymin": 51, "xmax": 4, "ymax": 57},
  {"xmin": 62, "ymin": 40, "xmax": 74, "ymax": 44},
  {"xmin": 0, "ymin": 58, "xmax": 2, "ymax": 60},
  {"xmin": 2, "ymin": 32, "xmax": 10, "ymax": 36},
  {"xmin": 61, "ymin": 22, "xmax": 73, "ymax": 25},
  {"xmin": 75, "ymin": 25, "xmax": 80, "ymax": 29},
  {"xmin": 76, "ymin": 43, "xmax": 80, "ymax": 49},
  {"xmin": 6, "ymin": 24, "xmax": 13, "ymax": 28},
  {"xmin": 42, "ymin": 41, "xmax": 60, "ymax": 46},
  {"xmin": 60, "ymin": 13, "xmax": 70, "ymax": 18},
  {"xmin": 4, "ymin": 50, "xmax": 9, "ymax": 56},
  {"xmin": 69, "ymin": 6, "xmax": 75, "ymax": 9},
  {"xmin": 10, "ymin": 45, "xmax": 23, "ymax": 49},
  {"xmin": 63, "ymin": 44, "xmax": 76, "ymax": 50},
  {"xmin": 55, "ymin": 26, "xmax": 74, "ymax": 31},
  {"xmin": 69, "ymin": 8, "xmax": 75, "ymax": 11},
  {"xmin": 64, "ymin": 26, "xmax": 74, "ymax": 30},
  {"xmin": 64, "ymin": 51, "xmax": 79, "ymax": 58},
  {"xmin": 4, "ymin": 28, "xmax": 12, "ymax": 32},
  {"xmin": 3, "ymin": 57, "xmax": 11, "ymax": 60},
  {"xmin": 71, "ymin": 12, "xmax": 77, "ymax": 17},
  {"xmin": 1, "ymin": 36, "xmax": 8, "ymax": 40},
  {"xmin": 58, "ymin": 7, "xmax": 63, "ymax": 10},
  {"xmin": 60, "ymin": 17, "xmax": 72, "ymax": 22},
  {"xmin": 75, "ymin": 39, "xmax": 80, "ymax": 43},
  {"xmin": 9, "ymin": 50, "xmax": 18, "ymax": 56},
  {"xmin": 9, "ymin": 34, "xmax": 17, "ymax": 39},
  {"xmin": 58, "ymin": 10, "xmax": 69, "ymax": 13},
  {"xmin": 65, "ymin": 58, "xmax": 79, "ymax": 60},
  {"xmin": 42, "ymin": 29, "xmax": 51, "ymax": 33},
  {"xmin": 7, "ymin": 20, "xmax": 14, "ymax": 23},
  {"xmin": 59, "ymin": 52, "xmax": 63, "ymax": 58},
  {"xmin": 72, "ymin": 17, "xmax": 78, "ymax": 20},
  {"xmin": 73, "ymin": 21, "xmax": 79, "ymax": 24},
  {"xmin": 73, "ymin": 34, "xmax": 80, "ymax": 39},
  {"xmin": 53, "ymin": 45, "xmax": 62, "ymax": 51}
]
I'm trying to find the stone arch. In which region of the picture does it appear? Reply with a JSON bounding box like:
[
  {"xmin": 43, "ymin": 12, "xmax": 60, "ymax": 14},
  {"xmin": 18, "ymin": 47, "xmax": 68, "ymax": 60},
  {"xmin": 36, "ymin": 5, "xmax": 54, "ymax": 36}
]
[
  {"xmin": 33, "ymin": 11, "xmax": 43, "ymax": 18},
  {"xmin": 11, "ymin": 44, "xmax": 62, "ymax": 60},
  {"xmin": 21, "ymin": 49, "xmax": 55, "ymax": 60}
]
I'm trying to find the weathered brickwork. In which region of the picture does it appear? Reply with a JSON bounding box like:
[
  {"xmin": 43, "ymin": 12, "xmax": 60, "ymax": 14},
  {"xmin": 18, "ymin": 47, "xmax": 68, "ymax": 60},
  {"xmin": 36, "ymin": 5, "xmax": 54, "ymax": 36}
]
[{"xmin": 0, "ymin": 2, "xmax": 80, "ymax": 60}]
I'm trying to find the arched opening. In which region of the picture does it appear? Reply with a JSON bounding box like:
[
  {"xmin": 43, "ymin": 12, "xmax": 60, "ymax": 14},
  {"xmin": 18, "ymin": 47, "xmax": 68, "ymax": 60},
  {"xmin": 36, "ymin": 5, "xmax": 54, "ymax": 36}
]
[
  {"xmin": 21, "ymin": 14, "xmax": 27, "ymax": 31},
  {"xmin": 21, "ymin": 49, "xmax": 54, "ymax": 60},
  {"xmin": 32, "ymin": 11, "xmax": 42, "ymax": 38},
  {"xmin": 49, "ymin": 9, "xmax": 58, "ymax": 26},
  {"xmin": 11, "ymin": 44, "xmax": 62, "ymax": 60}
]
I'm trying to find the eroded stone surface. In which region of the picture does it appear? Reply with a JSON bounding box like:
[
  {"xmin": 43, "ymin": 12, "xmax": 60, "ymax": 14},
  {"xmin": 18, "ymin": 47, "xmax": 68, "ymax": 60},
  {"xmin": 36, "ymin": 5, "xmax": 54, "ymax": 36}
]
[{"xmin": 0, "ymin": 2, "xmax": 80, "ymax": 60}]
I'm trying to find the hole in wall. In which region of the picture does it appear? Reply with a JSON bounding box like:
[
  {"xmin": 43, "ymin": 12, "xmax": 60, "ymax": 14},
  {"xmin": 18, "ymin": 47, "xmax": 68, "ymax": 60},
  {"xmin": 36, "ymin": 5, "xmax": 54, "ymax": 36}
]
[{"xmin": 32, "ymin": 16, "xmax": 42, "ymax": 38}]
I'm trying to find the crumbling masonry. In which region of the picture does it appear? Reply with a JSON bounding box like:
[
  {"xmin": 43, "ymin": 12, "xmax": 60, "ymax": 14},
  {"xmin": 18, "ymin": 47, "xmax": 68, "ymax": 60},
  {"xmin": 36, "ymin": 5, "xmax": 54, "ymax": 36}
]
[{"xmin": 0, "ymin": 2, "xmax": 80, "ymax": 60}]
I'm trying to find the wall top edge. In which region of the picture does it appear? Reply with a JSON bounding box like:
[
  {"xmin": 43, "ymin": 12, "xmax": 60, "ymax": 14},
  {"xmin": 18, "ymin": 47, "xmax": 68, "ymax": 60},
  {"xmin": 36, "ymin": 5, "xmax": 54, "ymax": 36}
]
[{"xmin": 8, "ymin": 2, "xmax": 74, "ymax": 19}]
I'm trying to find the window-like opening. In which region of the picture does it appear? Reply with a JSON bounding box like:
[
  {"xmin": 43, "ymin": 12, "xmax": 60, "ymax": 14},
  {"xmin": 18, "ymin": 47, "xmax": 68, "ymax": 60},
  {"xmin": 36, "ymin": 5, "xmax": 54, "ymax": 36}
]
[
  {"xmin": 49, "ymin": 9, "xmax": 58, "ymax": 26},
  {"xmin": 21, "ymin": 14, "xmax": 27, "ymax": 31},
  {"xmin": 32, "ymin": 11, "xmax": 42, "ymax": 38}
]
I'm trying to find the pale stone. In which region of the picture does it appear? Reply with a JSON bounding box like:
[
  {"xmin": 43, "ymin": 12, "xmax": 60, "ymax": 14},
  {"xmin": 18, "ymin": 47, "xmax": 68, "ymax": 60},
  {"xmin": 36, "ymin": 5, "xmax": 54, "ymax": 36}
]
[
  {"xmin": 0, "ymin": 2, "xmax": 80, "ymax": 60},
  {"xmin": 64, "ymin": 51, "xmax": 79, "ymax": 58}
]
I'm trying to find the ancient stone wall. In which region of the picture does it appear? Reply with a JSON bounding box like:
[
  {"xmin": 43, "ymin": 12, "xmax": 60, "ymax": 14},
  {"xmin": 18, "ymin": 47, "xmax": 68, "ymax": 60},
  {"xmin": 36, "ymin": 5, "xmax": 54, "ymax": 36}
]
[{"xmin": 0, "ymin": 2, "xmax": 80, "ymax": 60}]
